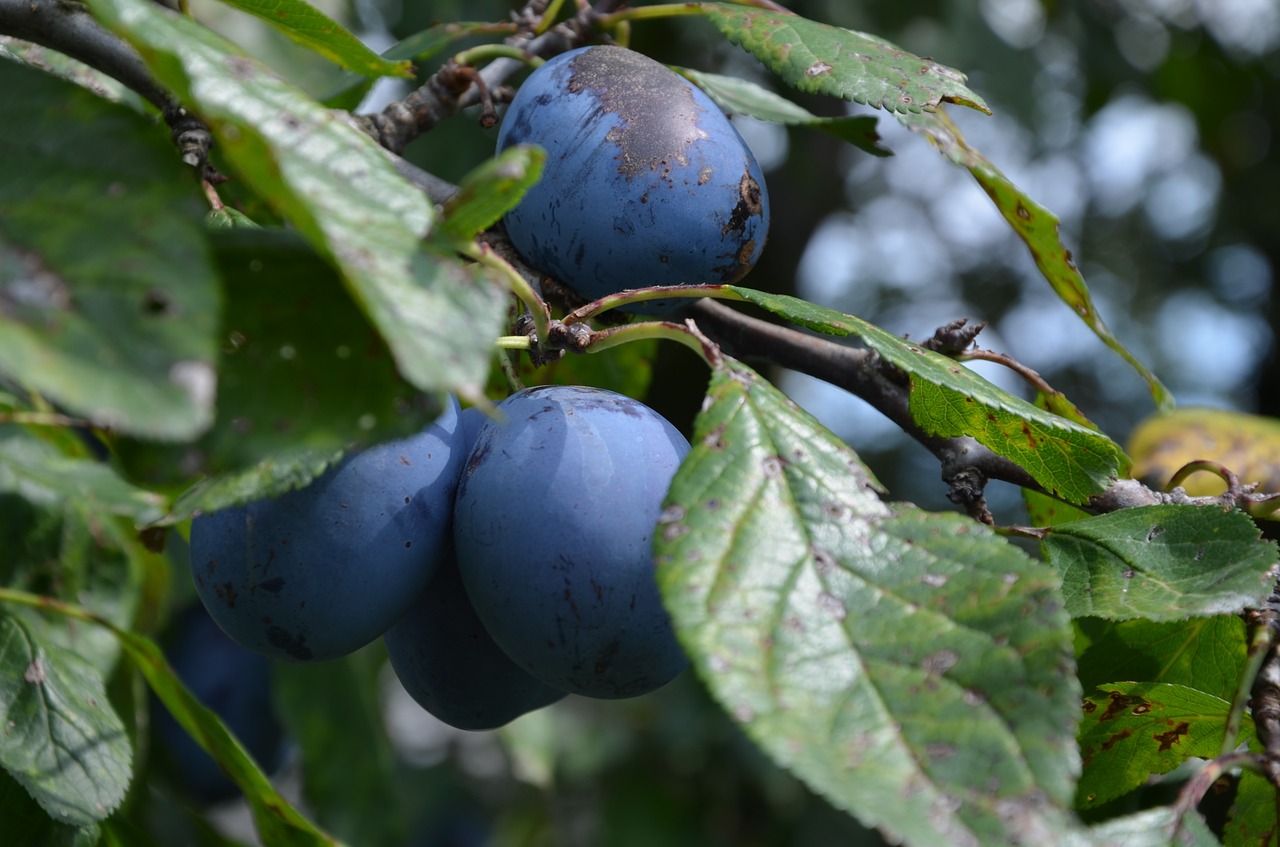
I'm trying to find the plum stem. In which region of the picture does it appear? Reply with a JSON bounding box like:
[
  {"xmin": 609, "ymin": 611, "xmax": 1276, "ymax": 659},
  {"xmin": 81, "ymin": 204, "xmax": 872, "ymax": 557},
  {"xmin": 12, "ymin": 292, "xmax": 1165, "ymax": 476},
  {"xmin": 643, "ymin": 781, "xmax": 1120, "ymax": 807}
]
[
  {"xmin": 453, "ymin": 45, "xmax": 544, "ymax": 70},
  {"xmin": 585, "ymin": 321, "xmax": 714, "ymax": 366},
  {"xmin": 596, "ymin": 5, "xmax": 713, "ymax": 27},
  {"xmin": 463, "ymin": 241, "xmax": 554, "ymax": 356},
  {"xmin": 535, "ymin": 0, "xmax": 571, "ymax": 34},
  {"xmin": 562, "ymin": 284, "xmax": 749, "ymax": 324}
]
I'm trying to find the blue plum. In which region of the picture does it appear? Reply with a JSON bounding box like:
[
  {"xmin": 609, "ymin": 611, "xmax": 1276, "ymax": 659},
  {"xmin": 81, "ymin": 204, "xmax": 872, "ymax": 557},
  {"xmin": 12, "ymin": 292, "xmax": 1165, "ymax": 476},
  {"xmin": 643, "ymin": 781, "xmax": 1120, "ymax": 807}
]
[
  {"xmin": 497, "ymin": 45, "xmax": 770, "ymax": 313},
  {"xmin": 190, "ymin": 398, "xmax": 465, "ymax": 662},
  {"xmin": 453, "ymin": 385, "xmax": 690, "ymax": 698},
  {"xmin": 153, "ymin": 602, "xmax": 287, "ymax": 805},
  {"xmin": 383, "ymin": 539, "xmax": 568, "ymax": 731}
]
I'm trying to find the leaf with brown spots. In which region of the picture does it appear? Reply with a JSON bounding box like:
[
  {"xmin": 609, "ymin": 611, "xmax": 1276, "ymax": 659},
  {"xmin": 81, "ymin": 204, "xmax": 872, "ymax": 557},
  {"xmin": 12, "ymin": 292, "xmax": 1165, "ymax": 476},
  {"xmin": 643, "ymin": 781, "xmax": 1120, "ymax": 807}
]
[
  {"xmin": 1039, "ymin": 504, "xmax": 1278, "ymax": 620},
  {"xmin": 701, "ymin": 4, "xmax": 990, "ymax": 115},
  {"xmin": 0, "ymin": 616, "xmax": 132, "ymax": 825},
  {"xmin": 728, "ymin": 287, "xmax": 1129, "ymax": 504},
  {"xmin": 897, "ymin": 108, "xmax": 1174, "ymax": 412},
  {"xmin": 1075, "ymin": 682, "xmax": 1252, "ymax": 810},
  {"xmin": 657, "ymin": 354, "xmax": 1084, "ymax": 847},
  {"xmin": 1223, "ymin": 770, "xmax": 1277, "ymax": 846}
]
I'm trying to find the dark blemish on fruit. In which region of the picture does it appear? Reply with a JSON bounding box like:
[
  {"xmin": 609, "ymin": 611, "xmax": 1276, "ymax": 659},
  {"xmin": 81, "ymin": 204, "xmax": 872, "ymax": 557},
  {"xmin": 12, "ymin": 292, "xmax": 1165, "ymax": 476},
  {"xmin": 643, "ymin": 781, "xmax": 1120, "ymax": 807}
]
[
  {"xmin": 267, "ymin": 626, "xmax": 314, "ymax": 661},
  {"xmin": 568, "ymin": 46, "xmax": 703, "ymax": 181},
  {"xmin": 722, "ymin": 169, "xmax": 763, "ymax": 238},
  {"xmin": 214, "ymin": 581, "xmax": 237, "ymax": 608},
  {"xmin": 258, "ymin": 577, "xmax": 286, "ymax": 593}
]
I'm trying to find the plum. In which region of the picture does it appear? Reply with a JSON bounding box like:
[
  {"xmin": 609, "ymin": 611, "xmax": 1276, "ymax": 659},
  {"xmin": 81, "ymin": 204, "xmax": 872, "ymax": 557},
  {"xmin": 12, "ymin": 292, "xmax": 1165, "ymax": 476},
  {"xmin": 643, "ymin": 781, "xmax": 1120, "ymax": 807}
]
[
  {"xmin": 383, "ymin": 539, "xmax": 568, "ymax": 731},
  {"xmin": 152, "ymin": 602, "xmax": 287, "ymax": 805},
  {"xmin": 190, "ymin": 398, "xmax": 465, "ymax": 662},
  {"xmin": 497, "ymin": 45, "xmax": 769, "ymax": 313},
  {"xmin": 453, "ymin": 385, "xmax": 690, "ymax": 698},
  {"xmin": 385, "ymin": 404, "xmax": 566, "ymax": 730}
]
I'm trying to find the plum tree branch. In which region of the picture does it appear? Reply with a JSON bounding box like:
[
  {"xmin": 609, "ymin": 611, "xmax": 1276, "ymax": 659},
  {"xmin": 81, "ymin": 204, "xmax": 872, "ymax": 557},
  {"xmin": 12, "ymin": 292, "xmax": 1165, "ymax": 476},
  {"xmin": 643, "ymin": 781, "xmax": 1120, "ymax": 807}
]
[
  {"xmin": 355, "ymin": 0, "xmax": 626, "ymax": 154},
  {"xmin": 0, "ymin": 0, "xmax": 171, "ymax": 111},
  {"xmin": 0, "ymin": 0, "xmax": 218, "ymax": 177}
]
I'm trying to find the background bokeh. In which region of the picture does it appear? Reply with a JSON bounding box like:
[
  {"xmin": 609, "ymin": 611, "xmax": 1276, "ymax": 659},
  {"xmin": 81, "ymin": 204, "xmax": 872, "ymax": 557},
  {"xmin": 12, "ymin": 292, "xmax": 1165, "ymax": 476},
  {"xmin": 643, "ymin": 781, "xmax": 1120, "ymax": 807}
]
[{"xmin": 163, "ymin": 1, "xmax": 1280, "ymax": 844}]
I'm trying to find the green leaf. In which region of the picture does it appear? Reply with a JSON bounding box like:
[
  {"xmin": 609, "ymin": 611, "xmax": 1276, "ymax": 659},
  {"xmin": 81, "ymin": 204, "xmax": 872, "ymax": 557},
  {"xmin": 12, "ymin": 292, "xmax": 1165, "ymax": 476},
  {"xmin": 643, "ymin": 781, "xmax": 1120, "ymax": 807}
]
[
  {"xmin": 0, "ymin": 39, "xmax": 144, "ymax": 109},
  {"xmin": 0, "ymin": 615, "xmax": 132, "ymax": 825},
  {"xmin": 0, "ymin": 429, "xmax": 164, "ymax": 524},
  {"xmin": 275, "ymin": 651, "xmax": 404, "ymax": 845},
  {"xmin": 898, "ymin": 108, "xmax": 1173, "ymax": 412},
  {"xmin": 1080, "ymin": 806, "xmax": 1219, "ymax": 847},
  {"xmin": 439, "ymin": 145, "xmax": 546, "ymax": 243},
  {"xmin": 0, "ymin": 61, "xmax": 219, "ymax": 441},
  {"xmin": 700, "ymin": 3, "xmax": 989, "ymax": 115},
  {"xmin": 121, "ymin": 229, "xmax": 453, "ymax": 514},
  {"xmin": 1024, "ymin": 490, "xmax": 1092, "ymax": 527},
  {"xmin": 213, "ymin": 0, "xmax": 411, "ymax": 78},
  {"xmin": 320, "ymin": 21, "xmax": 513, "ymax": 110},
  {"xmin": 1223, "ymin": 770, "xmax": 1275, "ymax": 846},
  {"xmin": 207, "ymin": 207, "xmax": 262, "ymax": 229},
  {"xmin": 676, "ymin": 67, "xmax": 891, "ymax": 156},
  {"xmin": 164, "ymin": 446, "xmax": 344, "ymax": 525},
  {"xmin": 1076, "ymin": 682, "xmax": 1250, "ymax": 809},
  {"xmin": 729, "ymin": 287, "xmax": 1129, "ymax": 503},
  {"xmin": 0, "ymin": 769, "xmax": 100, "ymax": 847},
  {"xmin": 0, "ymin": 426, "xmax": 162, "ymax": 672},
  {"xmin": 102, "ymin": 614, "xmax": 337, "ymax": 844},
  {"xmin": 1076, "ymin": 616, "xmax": 1246, "ymax": 704},
  {"xmin": 656, "ymin": 355, "xmax": 1082, "ymax": 847},
  {"xmin": 1041, "ymin": 505, "xmax": 1278, "ymax": 620},
  {"xmin": 88, "ymin": 0, "xmax": 507, "ymax": 405}
]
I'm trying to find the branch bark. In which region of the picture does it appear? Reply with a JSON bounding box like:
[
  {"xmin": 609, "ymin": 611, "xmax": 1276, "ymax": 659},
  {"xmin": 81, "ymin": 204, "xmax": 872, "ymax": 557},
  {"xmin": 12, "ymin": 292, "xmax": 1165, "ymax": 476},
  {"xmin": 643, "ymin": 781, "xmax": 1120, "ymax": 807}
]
[
  {"xmin": 0, "ymin": 0, "xmax": 173, "ymax": 112},
  {"xmin": 356, "ymin": 0, "xmax": 626, "ymax": 154},
  {"xmin": 0, "ymin": 0, "xmax": 218, "ymax": 176}
]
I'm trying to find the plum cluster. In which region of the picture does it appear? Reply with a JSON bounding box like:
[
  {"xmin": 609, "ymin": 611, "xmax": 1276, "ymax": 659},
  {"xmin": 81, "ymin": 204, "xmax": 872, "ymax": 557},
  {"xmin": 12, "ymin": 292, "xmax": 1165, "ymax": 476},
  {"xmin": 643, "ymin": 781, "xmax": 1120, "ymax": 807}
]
[{"xmin": 189, "ymin": 386, "xmax": 690, "ymax": 730}]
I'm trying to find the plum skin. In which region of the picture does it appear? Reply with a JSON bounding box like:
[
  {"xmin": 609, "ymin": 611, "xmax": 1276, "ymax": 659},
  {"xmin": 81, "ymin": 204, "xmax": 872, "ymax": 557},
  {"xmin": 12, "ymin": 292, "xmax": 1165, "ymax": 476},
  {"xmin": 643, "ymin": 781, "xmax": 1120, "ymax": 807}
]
[
  {"xmin": 189, "ymin": 398, "xmax": 465, "ymax": 662},
  {"xmin": 384, "ymin": 402, "xmax": 567, "ymax": 731},
  {"xmin": 453, "ymin": 385, "xmax": 691, "ymax": 699},
  {"xmin": 152, "ymin": 603, "xmax": 287, "ymax": 805},
  {"xmin": 497, "ymin": 45, "xmax": 769, "ymax": 314},
  {"xmin": 383, "ymin": 539, "xmax": 568, "ymax": 731}
]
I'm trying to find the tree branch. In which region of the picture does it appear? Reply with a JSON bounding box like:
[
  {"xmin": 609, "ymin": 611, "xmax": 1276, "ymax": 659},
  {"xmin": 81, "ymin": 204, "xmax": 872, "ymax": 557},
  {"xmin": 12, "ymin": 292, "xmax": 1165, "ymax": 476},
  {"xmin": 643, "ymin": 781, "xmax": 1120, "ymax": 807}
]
[
  {"xmin": 356, "ymin": 0, "xmax": 625, "ymax": 154},
  {"xmin": 0, "ymin": 0, "xmax": 172, "ymax": 112},
  {"xmin": 0, "ymin": 0, "xmax": 218, "ymax": 177}
]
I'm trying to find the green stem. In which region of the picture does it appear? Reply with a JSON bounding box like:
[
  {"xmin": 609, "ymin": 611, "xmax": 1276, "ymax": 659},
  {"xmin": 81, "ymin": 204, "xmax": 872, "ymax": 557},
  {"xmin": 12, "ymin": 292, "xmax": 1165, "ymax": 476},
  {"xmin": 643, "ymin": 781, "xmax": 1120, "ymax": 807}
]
[
  {"xmin": 0, "ymin": 410, "xmax": 89, "ymax": 427},
  {"xmin": 453, "ymin": 44, "xmax": 543, "ymax": 68},
  {"xmin": 1224, "ymin": 620, "xmax": 1274, "ymax": 756},
  {"xmin": 587, "ymin": 320, "xmax": 713, "ymax": 366},
  {"xmin": 535, "ymin": 0, "xmax": 570, "ymax": 34},
  {"xmin": 563, "ymin": 284, "xmax": 748, "ymax": 324},
  {"xmin": 596, "ymin": 4, "xmax": 709, "ymax": 27},
  {"xmin": 496, "ymin": 335, "xmax": 533, "ymax": 350},
  {"xmin": 463, "ymin": 241, "xmax": 552, "ymax": 354},
  {"xmin": 0, "ymin": 587, "xmax": 107, "ymax": 629},
  {"xmin": 498, "ymin": 350, "xmax": 526, "ymax": 394}
]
